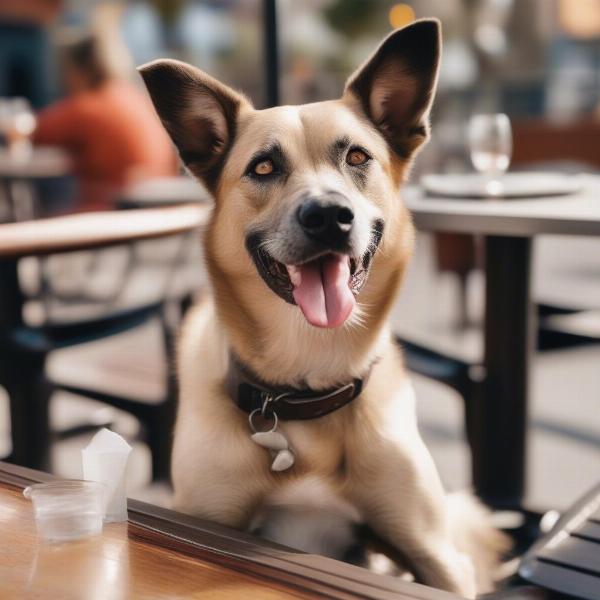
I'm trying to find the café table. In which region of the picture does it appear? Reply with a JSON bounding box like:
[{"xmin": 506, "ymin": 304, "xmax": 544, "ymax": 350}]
[
  {"xmin": 0, "ymin": 146, "xmax": 71, "ymax": 221},
  {"xmin": 0, "ymin": 205, "xmax": 208, "ymax": 470},
  {"xmin": 116, "ymin": 175, "xmax": 212, "ymax": 209},
  {"xmin": 403, "ymin": 174, "xmax": 600, "ymax": 510},
  {"xmin": 0, "ymin": 461, "xmax": 466, "ymax": 600}
]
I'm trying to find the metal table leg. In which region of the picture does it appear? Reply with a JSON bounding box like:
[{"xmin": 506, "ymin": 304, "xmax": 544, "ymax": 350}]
[
  {"xmin": 470, "ymin": 235, "xmax": 534, "ymax": 509},
  {"xmin": 0, "ymin": 180, "xmax": 16, "ymax": 222},
  {"xmin": 263, "ymin": 0, "xmax": 279, "ymax": 108},
  {"xmin": 0, "ymin": 259, "xmax": 51, "ymax": 470}
]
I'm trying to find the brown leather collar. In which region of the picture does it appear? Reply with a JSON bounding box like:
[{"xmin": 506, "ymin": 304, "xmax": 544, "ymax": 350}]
[{"xmin": 225, "ymin": 355, "xmax": 371, "ymax": 421}]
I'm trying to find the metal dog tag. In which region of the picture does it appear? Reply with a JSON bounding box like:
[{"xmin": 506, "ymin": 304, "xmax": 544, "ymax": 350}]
[
  {"xmin": 249, "ymin": 409, "xmax": 295, "ymax": 472},
  {"xmin": 251, "ymin": 430, "xmax": 288, "ymax": 451},
  {"xmin": 271, "ymin": 449, "xmax": 295, "ymax": 471}
]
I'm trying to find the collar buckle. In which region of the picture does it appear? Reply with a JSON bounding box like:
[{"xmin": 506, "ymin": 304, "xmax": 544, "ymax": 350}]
[{"xmin": 260, "ymin": 390, "xmax": 292, "ymax": 418}]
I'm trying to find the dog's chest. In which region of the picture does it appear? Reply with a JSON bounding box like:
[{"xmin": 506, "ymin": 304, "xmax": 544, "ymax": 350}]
[{"xmin": 279, "ymin": 418, "xmax": 346, "ymax": 476}]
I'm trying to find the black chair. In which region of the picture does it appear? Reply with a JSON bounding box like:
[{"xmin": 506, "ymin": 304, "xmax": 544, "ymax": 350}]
[{"xmin": 0, "ymin": 206, "xmax": 207, "ymax": 480}]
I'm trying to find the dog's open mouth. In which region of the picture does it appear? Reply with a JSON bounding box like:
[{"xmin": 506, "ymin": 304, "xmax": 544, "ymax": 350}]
[
  {"xmin": 256, "ymin": 252, "xmax": 363, "ymax": 328},
  {"xmin": 247, "ymin": 223, "xmax": 383, "ymax": 329}
]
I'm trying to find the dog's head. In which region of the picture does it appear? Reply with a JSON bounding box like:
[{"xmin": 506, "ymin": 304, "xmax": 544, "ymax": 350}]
[{"xmin": 140, "ymin": 20, "xmax": 440, "ymax": 331}]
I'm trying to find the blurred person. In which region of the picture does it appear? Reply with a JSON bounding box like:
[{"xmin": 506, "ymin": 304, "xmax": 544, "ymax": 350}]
[
  {"xmin": 33, "ymin": 33, "xmax": 176, "ymax": 212},
  {"xmin": 0, "ymin": 0, "xmax": 61, "ymax": 108}
]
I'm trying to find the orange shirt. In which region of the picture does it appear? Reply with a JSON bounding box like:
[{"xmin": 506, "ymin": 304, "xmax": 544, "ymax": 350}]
[
  {"xmin": 34, "ymin": 80, "xmax": 177, "ymax": 210},
  {"xmin": 0, "ymin": 0, "xmax": 61, "ymax": 25}
]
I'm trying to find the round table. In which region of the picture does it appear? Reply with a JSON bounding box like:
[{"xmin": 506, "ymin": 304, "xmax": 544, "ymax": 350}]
[
  {"xmin": 404, "ymin": 174, "xmax": 600, "ymax": 508},
  {"xmin": 116, "ymin": 176, "xmax": 211, "ymax": 209},
  {"xmin": 0, "ymin": 146, "xmax": 71, "ymax": 180},
  {"xmin": 0, "ymin": 204, "xmax": 209, "ymax": 469},
  {"xmin": 0, "ymin": 146, "xmax": 72, "ymax": 222}
]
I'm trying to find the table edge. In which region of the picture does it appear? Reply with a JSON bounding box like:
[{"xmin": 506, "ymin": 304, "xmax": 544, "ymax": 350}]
[
  {"xmin": 403, "ymin": 183, "xmax": 600, "ymax": 237},
  {"xmin": 0, "ymin": 205, "xmax": 210, "ymax": 259}
]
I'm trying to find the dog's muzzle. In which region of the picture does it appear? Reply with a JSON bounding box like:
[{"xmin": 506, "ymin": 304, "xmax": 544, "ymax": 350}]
[{"xmin": 246, "ymin": 217, "xmax": 383, "ymax": 328}]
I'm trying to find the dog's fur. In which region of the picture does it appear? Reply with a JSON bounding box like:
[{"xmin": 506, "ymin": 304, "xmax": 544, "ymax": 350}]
[{"xmin": 140, "ymin": 20, "xmax": 508, "ymax": 597}]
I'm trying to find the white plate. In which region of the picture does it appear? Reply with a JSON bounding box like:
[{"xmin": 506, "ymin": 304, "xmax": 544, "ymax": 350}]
[{"xmin": 421, "ymin": 172, "xmax": 582, "ymax": 199}]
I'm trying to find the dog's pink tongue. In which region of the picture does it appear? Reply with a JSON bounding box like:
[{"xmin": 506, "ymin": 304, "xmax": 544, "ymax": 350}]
[{"xmin": 290, "ymin": 255, "xmax": 355, "ymax": 328}]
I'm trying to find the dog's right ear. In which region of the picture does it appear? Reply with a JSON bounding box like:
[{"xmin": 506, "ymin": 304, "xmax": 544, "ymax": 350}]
[{"xmin": 138, "ymin": 59, "xmax": 250, "ymax": 191}]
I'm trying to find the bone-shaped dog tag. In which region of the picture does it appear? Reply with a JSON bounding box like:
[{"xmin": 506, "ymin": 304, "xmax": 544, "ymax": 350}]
[
  {"xmin": 251, "ymin": 431, "xmax": 289, "ymax": 451},
  {"xmin": 249, "ymin": 409, "xmax": 295, "ymax": 472},
  {"xmin": 271, "ymin": 448, "xmax": 295, "ymax": 471}
]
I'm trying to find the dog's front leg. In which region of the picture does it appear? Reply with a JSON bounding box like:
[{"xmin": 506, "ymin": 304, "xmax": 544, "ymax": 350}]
[
  {"xmin": 172, "ymin": 464, "xmax": 269, "ymax": 530},
  {"xmin": 346, "ymin": 397, "xmax": 477, "ymax": 597},
  {"xmin": 171, "ymin": 418, "xmax": 272, "ymax": 530}
]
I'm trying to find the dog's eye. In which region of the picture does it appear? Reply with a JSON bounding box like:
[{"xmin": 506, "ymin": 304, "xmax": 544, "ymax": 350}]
[
  {"xmin": 346, "ymin": 148, "xmax": 370, "ymax": 166},
  {"xmin": 254, "ymin": 159, "xmax": 274, "ymax": 176}
]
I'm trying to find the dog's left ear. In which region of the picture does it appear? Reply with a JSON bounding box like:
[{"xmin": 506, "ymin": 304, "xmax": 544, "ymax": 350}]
[{"xmin": 344, "ymin": 19, "xmax": 441, "ymax": 159}]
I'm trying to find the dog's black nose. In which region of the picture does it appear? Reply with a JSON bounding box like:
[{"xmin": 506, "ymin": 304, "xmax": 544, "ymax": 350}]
[{"xmin": 297, "ymin": 197, "xmax": 354, "ymax": 245}]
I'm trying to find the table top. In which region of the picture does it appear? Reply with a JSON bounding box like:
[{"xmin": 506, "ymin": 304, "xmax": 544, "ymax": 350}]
[
  {"xmin": 404, "ymin": 175, "xmax": 600, "ymax": 237},
  {"xmin": 0, "ymin": 462, "xmax": 458, "ymax": 600},
  {"xmin": 0, "ymin": 204, "xmax": 210, "ymax": 258},
  {"xmin": 0, "ymin": 146, "xmax": 71, "ymax": 179},
  {"xmin": 117, "ymin": 175, "xmax": 212, "ymax": 208}
]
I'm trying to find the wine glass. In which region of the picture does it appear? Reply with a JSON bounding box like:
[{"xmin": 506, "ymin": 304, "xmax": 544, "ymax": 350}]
[
  {"xmin": 0, "ymin": 97, "xmax": 36, "ymax": 160},
  {"xmin": 468, "ymin": 113, "xmax": 512, "ymax": 196},
  {"xmin": 0, "ymin": 99, "xmax": 13, "ymax": 143}
]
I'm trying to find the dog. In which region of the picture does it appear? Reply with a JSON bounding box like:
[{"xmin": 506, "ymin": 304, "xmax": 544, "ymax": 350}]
[{"xmin": 140, "ymin": 19, "xmax": 508, "ymax": 597}]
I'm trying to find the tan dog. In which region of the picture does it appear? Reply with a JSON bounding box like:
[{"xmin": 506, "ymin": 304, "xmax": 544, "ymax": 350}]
[{"xmin": 140, "ymin": 20, "xmax": 507, "ymax": 597}]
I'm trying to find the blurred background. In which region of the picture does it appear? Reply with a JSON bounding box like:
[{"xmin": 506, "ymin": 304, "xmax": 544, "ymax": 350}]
[{"xmin": 0, "ymin": 0, "xmax": 598, "ymax": 514}]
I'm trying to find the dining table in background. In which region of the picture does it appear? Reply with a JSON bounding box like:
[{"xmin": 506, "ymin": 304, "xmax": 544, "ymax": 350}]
[
  {"xmin": 0, "ymin": 146, "xmax": 71, "ymax": 222},
  {"xmin": 403, "ymin": 174, "xmax": 600, "ymax": 510},
  {"xmin": 0, "ymin": 205, "xmax": 208, "ymax": 470},
  {"xmin": 116, "ymin": 175, "xmax": 212, "ymax": 209}
]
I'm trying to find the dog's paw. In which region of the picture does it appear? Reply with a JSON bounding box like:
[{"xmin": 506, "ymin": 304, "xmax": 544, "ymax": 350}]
[{"xmin": 455, "ymin": 551, "xmax": 477, "ymax": 599}]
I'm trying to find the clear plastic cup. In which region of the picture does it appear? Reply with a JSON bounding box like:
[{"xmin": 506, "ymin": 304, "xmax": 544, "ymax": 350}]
[{"xmin": 23, "ymin": 480, "xmax": 105, "ymax": 543}]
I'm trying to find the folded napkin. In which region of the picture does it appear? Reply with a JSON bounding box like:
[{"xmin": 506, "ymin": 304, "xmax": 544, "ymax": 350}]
[{"xmin": 82, "ymin": 428, "xmax": 132, "ymax": 523}]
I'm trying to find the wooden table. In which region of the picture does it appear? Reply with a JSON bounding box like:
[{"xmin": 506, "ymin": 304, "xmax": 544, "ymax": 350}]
[
  {"xmin": 0, "ymin": 461, "xmax": 461, "ymax": 600},
  {"xmin": 404, "ymin": 175, "xmax": 600, "ymax": 509},
  {"xmin": 0, "ymin": 146, "xmax": 71, "ymax": 221},
  {"xmin": 0, "ymin": 205, "xmax": 209, "ymax": 469}
]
